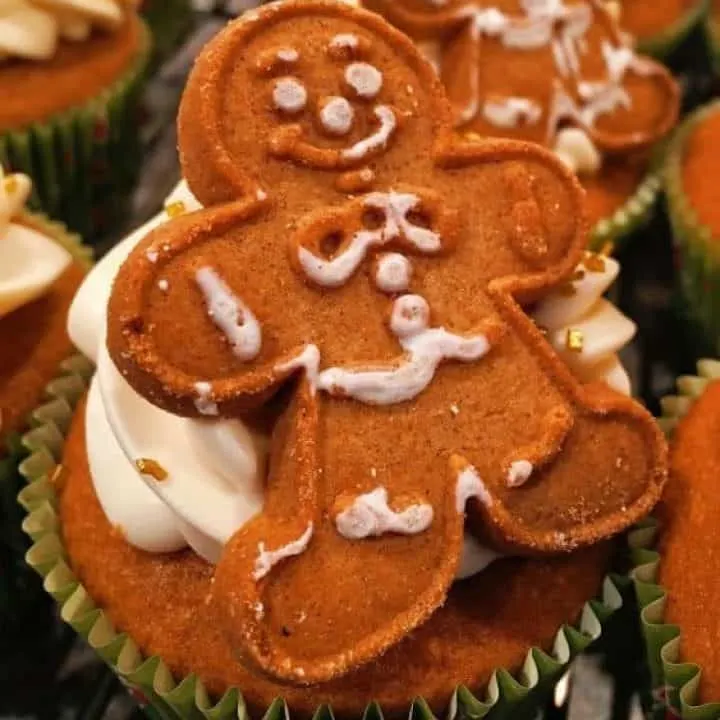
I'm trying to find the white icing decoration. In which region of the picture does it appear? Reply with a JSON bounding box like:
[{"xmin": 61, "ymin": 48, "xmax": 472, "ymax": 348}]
[
  {"xmin": 194, "ymin": 381, "xmax": 218, "ymax": 416},
  {"xmin": 507, "ymin": 459, "xmax": 534, "ymax": 488},
  {"xmin": 273, "ymin": 77, "xmax": 307, "ymax": 113},
  {"xmin": 320, "ymin": 96, "xmax": 354, "ymax": 136},
  {"xmin": 457, "ymin": 534, "xmax": 500, "ymax": 580},
  {"xmin": 482, "ymin": 97, "xmax": 542, "ymax": 129},
  {"xmin": 554, "ymin": 127, "xmax": 601, "ymax": 175},
  {"xmin": 275, "ymin": 344, "xmax": 321, "ymax": 393},
  {"xmin": 298, "ymin": 192, "xmax": 439, "ymax": 288},
  {"xmin": 335, "ymin": 487, "xmax": 434, "ymax": 539},
  {"xmin": 276, "ymin": 48, "xmax": 298, "ymax": 62},
  {"xmin": 317, "ymin": 295, "xmax": 491, "ymax": 405},
  {"xmin": 253, "ymin": 522, "xmax": 313, "ymax": 580},
  {"xmin": 195, "ymin": 267, "xmax": 262, "ymax": 361},
  {"xmin": 329, "ymin": 33, "xmax": 359, "ymax": 50},
  {"xmin": 158, "ymin": 279, "xmax": 169, "ymax": 292},
  {"xmin": 375, "ymin": 252, "xmax": 412, "ymax": 293},
  {"xmin": 341, "ymin": 105, "xmax": 397, "ymax": 161},
  {"xmin": 456, "ymin": 465, "xmax": 493, "ymax": 511},
  {"xmin": 146, "ymin": 250, "xmax": 158, "ymax": 263},
  {"xmin": 345, "ymin": 62, "xmax": 383, "ymax": 98}
]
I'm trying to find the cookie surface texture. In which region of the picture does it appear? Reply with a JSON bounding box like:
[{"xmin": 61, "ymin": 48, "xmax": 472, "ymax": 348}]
[{"xmin": 106, "ymin": 0, "xmax": 667, "ymax": 687}]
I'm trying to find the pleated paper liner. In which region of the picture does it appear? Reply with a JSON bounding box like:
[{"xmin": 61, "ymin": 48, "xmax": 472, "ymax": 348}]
[
  {"xmin": 0, "ymin": 22, "xmax": 151, "ymax": 242},
  {"xmin": 705, "ymin": 10, "xmax": 720, "ymax": 74},
  {"xmin": 665, "ymin": 100, "xmax": 720, "ymax": 357},
  {"xmin": 140, "ymin": 0, "xmax": 195, "ymax": 68},
  {"xmin": 16, "ymin": 368, "xmax": 630, "ymax": 720},
  {"xmin": 633, "ymin": 0, "xmax": 710, "ymax": 64},
  {"xmin": 0, "ymin": 213, "xmax": 91, "ymax": 641},
  {"xmin": 630, "ymin": 359, "xmax": 720, "ymax": 720}
]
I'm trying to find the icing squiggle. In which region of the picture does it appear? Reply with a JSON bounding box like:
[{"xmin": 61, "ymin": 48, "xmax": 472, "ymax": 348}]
[{"xmin": 254, "ymin": 523, "xmax": 314, "ymax": 580}]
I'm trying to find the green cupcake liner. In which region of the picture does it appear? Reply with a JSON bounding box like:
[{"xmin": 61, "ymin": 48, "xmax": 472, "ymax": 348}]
[
  {"xmin": 705, "ymin": 11, "xmax": 720, "ymax": 74},
  {"xmin": 633, "ymin": 0, "xmax": 710, "ymax": 62},
  {"xmin": 665, "ymin": 101, "xmax": 720, "ymax": 357},
  {"xmin": 15, "ymin": 365, "xmax": 629, "ymax": 719},
  {"xmin": 630, "ymin": 359, "xmax": 720, "ymax": 719},
  {"xmin": 0, "ymin": 212, "xmax": 92, "ymax": 638},
  {"xmin": 140, "ymin": 0, "xmax": 195, "ymax": 67},
  {"xmin": 0, "ymin": 22, "xmax": 151, "ymax": 241}
]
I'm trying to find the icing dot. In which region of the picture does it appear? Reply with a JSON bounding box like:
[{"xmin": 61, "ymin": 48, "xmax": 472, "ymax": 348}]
[
  {"xmin": 158, "ymin": 279, "xmax": 169, "ymax": 292},
  {"xmin": 319, "ymin": 96, "xmax": 355, "ymax": 136},
  {"xmin": 273, "ymin": 77, "xmax": 307, "ymax": 114},
  {"xmin": 330, "ymin": 33, "xmax": 358, "ymax": 50},
  {"xmin": 375, "ymin": 253, "xmax": 412, "ymax": 294},
  {"xmin": 345, "ymin": 62, "xmax": 383, "ymax": 99},
  {"xmin": 390, "ymin": 295, "xmax": 429, "ymax": 338},
  {"xmin": 277, "ymin": 48, "xmax": 299, "ymax": 63}
]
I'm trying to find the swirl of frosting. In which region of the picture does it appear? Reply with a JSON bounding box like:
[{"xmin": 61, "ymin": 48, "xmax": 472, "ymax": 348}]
[
  {"xmin": 68, "ymin": 183, "xmax": 633, "ymax": 575},
  {"xmin": 0, "ymin": 0, "xmax": 128, "ymax": 62},
  {"xmin": 0, "ymin": 166, "xmax": 71, "ymax": 319}
]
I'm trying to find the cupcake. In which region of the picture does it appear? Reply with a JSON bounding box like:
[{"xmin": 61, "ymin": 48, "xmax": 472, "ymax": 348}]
[
  {"xmin": 615, "ymin": 0, "xmax": 709, "ymax": 60},
  {"xmin": 708, "ymin": 0, "xmax": 720, "ymax": 70},
  {"xmin": 0, "ymin": 165, "xmax": 90, "ymax": 635},
  {"xmin": 21, "ymin": 3, "xmax": 667, "ymax": 718},
  {"xmin": 632, "ymin": 360, "xmax": 720, "ymax": 718},
  {"xmin": 0, "ymin": 0, "xmax": 150, "ymax": 239},
  {"xmin": 664, "ymin": 101, "xmax": 720, "ymax": 356},
  {"xmin": 137, "ymin": 0, "xmax": 194, "ymax": 65},
  {"xmin": 362, "ymin": 0, "xmax": 680, "ymax": 251}
]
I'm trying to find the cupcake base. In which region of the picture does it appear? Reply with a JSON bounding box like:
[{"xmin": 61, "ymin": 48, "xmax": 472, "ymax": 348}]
[{"xmin": 19, "ymin": 385, "xmax": 626, "ymax": 720}]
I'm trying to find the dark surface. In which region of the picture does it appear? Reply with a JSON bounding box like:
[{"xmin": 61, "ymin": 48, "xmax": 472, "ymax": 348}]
[{"xmin": 0, "ymin": 9, "xmax": 717, "ymax": 720}]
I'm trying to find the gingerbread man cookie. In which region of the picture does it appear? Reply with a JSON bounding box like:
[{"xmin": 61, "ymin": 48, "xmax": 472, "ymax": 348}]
[
  {"xmin": 362, "ymin": 0, "xmax": 679, "ymax": 151},
  {"xmin": 107, "ymin": 0, "xmax": 666, "ymax": 686}
]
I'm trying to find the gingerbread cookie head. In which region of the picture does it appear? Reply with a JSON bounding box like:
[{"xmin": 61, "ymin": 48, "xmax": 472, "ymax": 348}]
[
  {"xmin": 107, "ymin": 0, "xmax": 666, "ymax": 687},
  {"xmin": 363, "ymin": 0, "xmax": 679, "ymax": 164}
]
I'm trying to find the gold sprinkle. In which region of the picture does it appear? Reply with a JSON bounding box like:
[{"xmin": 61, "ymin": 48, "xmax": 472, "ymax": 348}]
[
  {"xmin": 135, "ymin": 458, "xmax": 168, "ymax": 481},
  {"xmin": 165, "ymin": 201, "xmax": 186, "ymax": 218},
  {"xmin": 599, "ymin": 240, "xmax": 615, "ymax": 257},
  {"xmin": 566, "ymin": 328, "xmax": 584, "ymax": 353},
  {"xmin": 583, "ymin": 253, "xmax": 606, "ymax": 273},
  {"xmin": 49, "ymin": 464, "xmax": 68, "ymax": 492},
  {"xmin": 3, "ymin": 176, "xmax": 17, "ymax": 194},
  {"xmin": 464, "ymin": 132, "xmax": 483, "ymax": 142}
]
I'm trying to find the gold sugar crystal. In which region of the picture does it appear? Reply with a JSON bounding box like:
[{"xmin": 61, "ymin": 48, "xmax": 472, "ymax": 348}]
[
  {"xmin": 566, "ymin": 328, "xmax": 584, "ymax": 353},
  {"xmin": 165, "ymin": 201, "xmax": 186, "ymax": 218},
  {"xmin": 3, "ymin": 176, "xmax": 17, "ymax": 195},
  {"xmin": 135, "ymin": 458, "xmax": 168, "ymax": 482},
  {"xmin": 583, "ymin": 253, "xmax": 606, "ymax": 273}
]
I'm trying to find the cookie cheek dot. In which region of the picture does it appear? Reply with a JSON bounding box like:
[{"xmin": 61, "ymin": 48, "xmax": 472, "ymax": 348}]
[
  {"xmin": 345, "ymin": 62, "xmax": 383, "ymax": 99},
  {"xmin": 273, "ymin": 77, "xmax": 308, "ymax": 114},
  {"xmin": 375, "ymin": 253, "xmax": 412, "ymax": 294},
  {"xmin": 319, "ymin": 96, "xmax": 355, "ymax": 136}
]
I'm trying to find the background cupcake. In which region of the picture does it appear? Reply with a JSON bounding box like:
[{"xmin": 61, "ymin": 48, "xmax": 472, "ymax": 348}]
[
  {"xmin": 0, "ymin": 0, "xmax": 150, "ymax": 240},
  {"xmin": 137, "ymin": 0, "xmax": 194, "ymax": 66}
]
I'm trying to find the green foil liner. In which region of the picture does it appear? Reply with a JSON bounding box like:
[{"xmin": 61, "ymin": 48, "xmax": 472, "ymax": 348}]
[
  {"xmin": 705, "ymin": 12, "xmax": 720, "ymax": 74},
  {"xmin": 634, "ymin": 0, "xmax": 710, "ymax": 62},
  {"xmin": 665, "ymin": 101, "xmax": 720, "ymax": 356},
  {"xmin": 0, "ymin": 23, "xmax": 151, "ymax": 241},
  {"xmin": 0, "ymin": 211, "xmax": 91, "ymax": 638},
  {"xmin": 16, "ymin": 366, "xmax": 629, "ymax": 719},
  {"xmin": 630, "ymin": 359, "xmax": 720, "ymax": 719},
  {"xmin": 140, "ymin": 0, "xmax": 194, "ymax": 67}
]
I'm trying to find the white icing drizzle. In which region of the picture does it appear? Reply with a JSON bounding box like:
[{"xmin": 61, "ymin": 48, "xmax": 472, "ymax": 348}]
[
  {"xmin": 329, "ymin": 33, "xmax": 359, "ymax": 50},
  {"xmin": 273, "ymin": 77, "xmax": 307, "ymax": 113},
  {"xmin": 317, "ymin": 295, "xmax": 491, "ymax": 405},
  {"xmin": 194, "ymin": 381, "xmax": 218, "ymax": 416},
  {"xmin": 320, "ymin": 96, "xmax": 355, "ymax": 136},
  {"xmin": 335, "ymin": 487, "xmax": 434, "ymax": 539},
  {"xmin": 507, "ymin": 459, "xmax": 533, "ymax": 488},
  {"xmin": 482, "ymin": 97, "xmax": 542, "ymax": 129},
  {"xmin": 195, "ymin": 267, "xmax": 262, "ymax": 362},
  {"xmin": 375, "ymin": 252, "xmax": 412, "ymax": 293},
  {"xmin": 456, "ymin": 465, "xmax": 492, "ymax": 512},
  {"xmin": 345, "ymin": 62, "xmax": 383, "ymax": 98},
  {"xmin": 275, "ymin": 344, "xmax": 321, "ymax": 393},
  {"xmin": 298, "ymin": 192, "xmax": 439, "ymax": 288},
  {"xmin": 276, "ymin": 48, "xmax": 298, "ymax": 63},
  {"xmin": 341, "ymin": 105, "xmax": 397, "ymax": 161},
  {"xmin": 253, "ymin": 522, "xmax": 314, "ymax": 580},
  {"xmin": 554, "ymin": 127, "xmax": 601, "ymax": 175}
]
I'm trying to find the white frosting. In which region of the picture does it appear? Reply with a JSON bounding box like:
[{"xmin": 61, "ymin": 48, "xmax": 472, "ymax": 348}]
[
  {"xmin": 253, "ymin": 523, "xmax": 313, "ymax": 580},
  {"xmin": 533, "ymin": 254, "xmax": 635, "ymax": 395},
  {"xmin": 195, "ymin": 267, "xmax": 262, "ymax": 362},
  {"xmin": 335, "ymin": 487, "xmax": 434, "ymax": 539},
  {"xmin": 329, "ymin": 33, "xmax": 358, "ymax": 50},
  {"xmin": 375, "ymin": 252, "xmax": 411, "ymax": 293},
  {"xmin": 317, "ymin": 295, "xmax": 491, "ymax": 405},
  {"xmin": 194, "ymin": 380, "xmax": 219, "ymax": 417},
  {"xmin": 341, "ymin": 105, "xmax": 397, "ymax": 161},
  {"xmin": 455, "ymin": 465, "xmax": 492, "ymax": 512},
  {"xmin": 276, "ymin": 48, "xmax": 298, "ymax": 63},
  {"xmin": 298, "ymin": 192, "xmax": 440, "ymax": 288},
  {"xmin": 0, "ymin": 0, "xmax": 126, "ymax": 63},
  {"xmin": 507, "ymin": 459, "xmax": 533, "ymax": 488},
  {"xmin": 320, "ymin": 96, "xmax": 355, "ymax": 136},
  {"xmin": 345, "ymin": 61, "xmax": 383, "ymax": 98},
  {"xmin": 0, "ymin": 168, "xmax": 71, "ymax": 319},
  {"xmin": 275, "ymin": 343, "xmax": 321, "ymax": 392},
  {"xmin": 273, "ymin": 77, "xmax": 307, "ymax": 114},
  {"xmin": 553, "ymin": 127, "xmax": 601, "ymax": 176},
  {"xmin": 482, "ymin": 97, "xmax": 542, "ymax": 129}
]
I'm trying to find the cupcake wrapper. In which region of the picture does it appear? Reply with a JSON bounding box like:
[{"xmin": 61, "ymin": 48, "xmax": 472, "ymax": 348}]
[
  {"xmin": 16, "ymin": 365, "xmax": 627, "ymax": 720},
  {"xmin": 0, "ymin": 213, "xmax": 91, "ymax": 637},
  {"xmin": 141, "ymin": 0, "xmax": 195, "ymax": 66},
  {"xmin": 589, "ymin": 165, "xmax": 664, "ymax": 253},
  {"xmin": 634, "ymin": 0, "xmax": 710, "ymax": 62},
  {"xmin": 0, "ymin": 23, "xmax": 151, "ymax": 242},
  {"xmin": 706, "ymin": 15, "xmax": 720, "ymax": 73},
  {"xmin": 630, "ymin": 359, "xmax": 720, "ymax": 719},
  {"xmin": 665, "ymin": 101, "xmax": 720, "ymax": 357}
]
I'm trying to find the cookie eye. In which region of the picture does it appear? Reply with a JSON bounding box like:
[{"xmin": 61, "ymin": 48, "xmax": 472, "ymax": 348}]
[
  {"xmin": 273, "ymin": 77, "xmax": 308, "ymax": 115},
  {"xmin": 390, "ymin": 295, "xmax": 429, "ymax": 338},
  {"xmin": 345, "ymin": 62, "xmax": 383, "ymax": 100},
  {"xmin": 327, "ymin": 33, "xmax": 369, "ymax": 61},
  {"xmin": 319, "ymin": 97, "xmax": 355, "ymax": 136}
]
